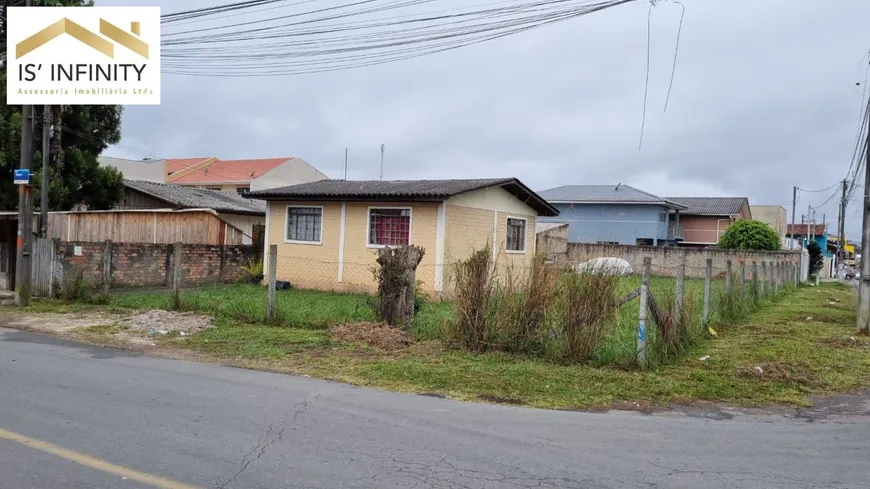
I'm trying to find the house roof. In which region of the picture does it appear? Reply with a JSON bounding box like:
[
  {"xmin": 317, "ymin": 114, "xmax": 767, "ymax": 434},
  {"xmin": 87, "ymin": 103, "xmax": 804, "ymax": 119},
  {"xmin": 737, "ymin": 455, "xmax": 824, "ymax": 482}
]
[
  {"xmin": 666, "ymin": 197, "xmax": 750, "ymax": 216},
  {"xmin": 171, "ymin": 158, "xmax": 293, "ymax": 184},
  {"xmin": 165, "ymin": 157, "xmax": 214, "ymax": 175},
  {"xmin": 787, "ymin": 224, "xmax": 827, "ymax": 236},
  {"xmin": 246, "ymin": 178, "xmax": 559, "ymax": 216},
  {"xmin": 124, "ymin": 179, "xmax": 266, "ymax": 215},
  {"xmin": 537, "ymin": 184, "xmax": 688, "ymax": 210}
]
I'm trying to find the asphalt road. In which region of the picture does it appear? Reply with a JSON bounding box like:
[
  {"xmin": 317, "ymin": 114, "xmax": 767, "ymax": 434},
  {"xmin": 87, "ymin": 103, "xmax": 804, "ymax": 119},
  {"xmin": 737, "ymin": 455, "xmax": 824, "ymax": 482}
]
[{"xmin": 0, "ymin": 327, "xmax": 868, "ymax": 489}]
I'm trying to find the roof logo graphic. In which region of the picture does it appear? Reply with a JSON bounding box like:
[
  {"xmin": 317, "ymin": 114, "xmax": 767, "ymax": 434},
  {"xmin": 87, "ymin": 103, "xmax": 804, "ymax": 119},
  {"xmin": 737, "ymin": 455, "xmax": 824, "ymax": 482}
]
[{"xmin": 15, "ymin": 18, "xmax": 149, "ymax": 60}]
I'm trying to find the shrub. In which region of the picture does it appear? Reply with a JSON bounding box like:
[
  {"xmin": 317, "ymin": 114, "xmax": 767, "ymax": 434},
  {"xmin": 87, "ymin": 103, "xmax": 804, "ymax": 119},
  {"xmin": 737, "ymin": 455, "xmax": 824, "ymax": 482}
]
[
  {"xmin": 55, "ymin": 266, "xmax": 108, "ymax": 304},
  {"xmin": 240, "ymin": 257, "xmax": 264, "ymax": 284},
  {"xmin": 558, "ymin": 270, "xmax": 618, "ymax": 362},
  {"xmin": 492, "ymin": 256, "xmax": 559, "ymax": 355},
  {"xmin": 718, "ymin": 220, "xmax": 781, "ymax": 251},
  {"xmin": 446, "ymin": 247, "xmax": 494, "ymax": 351}
]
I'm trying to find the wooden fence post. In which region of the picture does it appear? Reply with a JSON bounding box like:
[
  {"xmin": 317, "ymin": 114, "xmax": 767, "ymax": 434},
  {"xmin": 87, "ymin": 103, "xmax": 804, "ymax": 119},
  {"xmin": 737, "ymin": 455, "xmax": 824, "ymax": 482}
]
[
  {"xmin": 794, "ymin": 262, "xmax": 799, "ymax": 286},
  {"xmin": 102, "ymin": 240, "xmax": 112, "ymax": 296},
  {"xmin": 637, "ymin": 257, "xmax": 651, "ymax": 370},
  {"xmin": 774, "ymin": 262, "xmax": 780, "ymax": 294},
  {"xmin": 703, "ymin": 258, "xmax": 712, "ymax": 325},
  {"xmin": 725, "ymin": 260, "xmax": 732, "ymax": 294},
  {"xmin": 751, "ymin": 261, "xmax": 759, "ymax": 300},
  {"xmin": 674, "ymin": 252, "xmax": 686, "ymax": 326},
  {"xmin": 266, "ymin": 245, "xmax": 278, "ymax": 322},
  {"xmin": 739, "ymin": 261, "xmax": 746, "ymax": 297},
  {"xmin": 173, "ymin": 242, "xmax": 182, "ymax": 310},
  {"xmin": 219, "ymin": 244, "xmax": 227, "ymax": 284},
  {"xmin": 760, "ymin": 261, "xmax": 767, "ymax": 297}
]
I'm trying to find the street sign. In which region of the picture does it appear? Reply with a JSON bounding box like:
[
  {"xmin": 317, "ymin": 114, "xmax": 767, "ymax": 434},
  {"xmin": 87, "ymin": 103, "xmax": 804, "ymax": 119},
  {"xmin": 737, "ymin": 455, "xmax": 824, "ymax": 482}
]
[{"xmin": 13, "ymin": 169, "xmax": 30, "ymax": 185}]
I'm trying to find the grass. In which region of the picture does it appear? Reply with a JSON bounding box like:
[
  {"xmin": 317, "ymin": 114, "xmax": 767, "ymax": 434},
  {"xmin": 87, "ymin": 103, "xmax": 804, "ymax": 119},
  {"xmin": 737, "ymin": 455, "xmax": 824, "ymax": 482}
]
[
  {"xmin": 172, "ymin": 282, "xmax": 866, "ymax": 409},
  {"xmin": 26, "ymin": 280, "xmax": 869, "ymax": 410}
]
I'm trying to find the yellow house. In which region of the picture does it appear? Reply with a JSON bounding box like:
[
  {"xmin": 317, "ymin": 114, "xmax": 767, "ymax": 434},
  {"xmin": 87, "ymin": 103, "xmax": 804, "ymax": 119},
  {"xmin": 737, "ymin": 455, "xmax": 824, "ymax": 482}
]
[{"xmin": 248, "ymin": 179, "xmax": 559, "ymax": 297}]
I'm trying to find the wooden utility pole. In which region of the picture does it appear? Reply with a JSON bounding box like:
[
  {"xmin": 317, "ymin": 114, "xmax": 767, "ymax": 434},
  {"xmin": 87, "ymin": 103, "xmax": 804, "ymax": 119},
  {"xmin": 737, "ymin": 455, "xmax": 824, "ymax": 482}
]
[
  {"xmin": 40, "ymin": 106, "xmax": 51, "ymax": 238},
  {"xmin": 859, "ymin": 114, "xmax": 870, "ymax": 332},
  {"xmin": 838, "ymin": 179, "xmax": 847, "ymax": 264},
  {"xmin": 790, "ymin": 186, "xmax": 797, "ymax": 250},
  {"xmin": 15, "ymin": 0, "xmax": 34, "ymax": 307}
]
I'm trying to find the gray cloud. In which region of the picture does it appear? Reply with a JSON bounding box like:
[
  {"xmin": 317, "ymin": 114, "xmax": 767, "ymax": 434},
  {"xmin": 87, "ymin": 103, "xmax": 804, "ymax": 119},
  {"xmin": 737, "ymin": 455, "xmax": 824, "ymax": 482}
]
[{"xmin": 102, "ymin": 0, "xmax": 870, "ymax": 240}]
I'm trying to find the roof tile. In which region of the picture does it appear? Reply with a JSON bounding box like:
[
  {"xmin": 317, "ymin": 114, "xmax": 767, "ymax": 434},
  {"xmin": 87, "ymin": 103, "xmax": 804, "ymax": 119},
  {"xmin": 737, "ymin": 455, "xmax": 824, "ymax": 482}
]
[
  {"xmin": 666, "ymin": 197, "xmax": 749, "ymax": 216},
  {"xmin": 171, "ymin": 158, "xmax": 293, "ymax": 184}
]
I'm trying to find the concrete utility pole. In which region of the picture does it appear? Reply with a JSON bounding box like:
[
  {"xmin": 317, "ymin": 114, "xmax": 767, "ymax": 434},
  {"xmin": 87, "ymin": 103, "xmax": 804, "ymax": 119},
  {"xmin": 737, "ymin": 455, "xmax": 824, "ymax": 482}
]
[
  {"xmin": 839, "ymin": 179, "xmax": 847, "ymax": 263},
  {"xmin": 379, "ymin": 144, "xmax": 385, "ymax": 181},
  {"xmin": 790, "ymin": 186, "xmax": 797, "ymax": 250},
  {"xmin": 15, "ymin": 0, "xmax": 34, "ymax": 307},
  {"xmin": 859, "ymin": 113, "xmax": 870, "ymax": 333},
  {"xmin": 40, "ymin": 106, "xmax": 51, "ymax": 238},
  {"xmin": 808, "ymin": 205, "xmax": 814, "ymax": 244}
]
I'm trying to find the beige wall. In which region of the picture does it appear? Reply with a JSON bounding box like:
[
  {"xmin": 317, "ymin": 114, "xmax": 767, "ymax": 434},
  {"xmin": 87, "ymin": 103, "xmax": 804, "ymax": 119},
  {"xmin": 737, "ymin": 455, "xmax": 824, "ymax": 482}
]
[
  {"xmin": 751, "ymin": 205, "xmax": 788, "ymax": 243},
  {"xmin": 264, "ymin": 186, "xmax": 540, "ymax": 297},
  {"xmin": 681, "ymin": 215, "xmax": 734, "ymax": 245},
  {"xmin": 251, "ymin": 158, "xmax": 329, "ymax": 192},
  {"xmin": 99, "ymin": 156, "xmax": 165, "ymax": 183}
]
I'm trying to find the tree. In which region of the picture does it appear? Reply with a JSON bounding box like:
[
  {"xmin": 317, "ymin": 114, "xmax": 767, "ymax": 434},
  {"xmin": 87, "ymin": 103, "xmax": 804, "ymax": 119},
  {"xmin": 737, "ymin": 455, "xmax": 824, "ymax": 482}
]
[
  {"xmin": 717, "ymin": 220, "xmax": 781, "ymax": 251},
  {"xmin": 806, "ymin": 241, "xmax": 824, "ymax": 278},
  {"xmin": 0, "ymin": 0, "xmax": 124, "ymax": 211}
]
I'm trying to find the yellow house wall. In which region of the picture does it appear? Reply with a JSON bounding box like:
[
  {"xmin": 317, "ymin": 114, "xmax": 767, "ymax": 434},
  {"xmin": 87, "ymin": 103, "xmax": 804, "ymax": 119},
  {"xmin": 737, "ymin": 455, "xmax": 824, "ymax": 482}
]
[{"xmin": 266, "ymin": 200, "xmax": 439, "ymax": 295}]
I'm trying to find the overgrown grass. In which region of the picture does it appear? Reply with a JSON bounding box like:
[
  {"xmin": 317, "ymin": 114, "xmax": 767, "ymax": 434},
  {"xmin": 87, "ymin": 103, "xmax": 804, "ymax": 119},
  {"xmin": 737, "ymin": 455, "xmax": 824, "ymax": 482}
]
[{"xmin": 136, "ymin": 283, "xmax": 870, "ymax": 409}]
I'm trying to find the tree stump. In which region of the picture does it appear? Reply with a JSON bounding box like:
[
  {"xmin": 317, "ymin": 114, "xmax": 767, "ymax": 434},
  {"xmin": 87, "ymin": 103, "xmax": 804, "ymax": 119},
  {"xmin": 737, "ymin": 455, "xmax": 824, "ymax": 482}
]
[{"xmin": 375, "ymin": 245, "xmax": 425, "ymax": 327}]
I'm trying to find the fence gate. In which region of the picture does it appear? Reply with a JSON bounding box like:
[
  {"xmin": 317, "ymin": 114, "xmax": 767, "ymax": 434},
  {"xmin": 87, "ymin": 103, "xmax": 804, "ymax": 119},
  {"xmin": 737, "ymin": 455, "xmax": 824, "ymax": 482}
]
[{"xmin": 32, "ymin": 238, "xmax": 59, "ymax": 297}]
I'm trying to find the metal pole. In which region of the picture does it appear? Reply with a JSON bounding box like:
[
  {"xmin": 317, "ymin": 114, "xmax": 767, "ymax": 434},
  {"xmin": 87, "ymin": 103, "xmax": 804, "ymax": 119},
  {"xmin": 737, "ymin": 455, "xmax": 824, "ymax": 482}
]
[
  {"xmin": 379, "ymin": 143, "xmax": 385, "ymax": 180},
  {"xmin": 40, "ymin": 105, "xmax": 51, "ymax": 238},
  {"xmin": 859, "ymin": 112, "xmax": 870, "ymax": 332},
  {"xmin": 637, "ymin": 257, "xmax": 651, "ymax": 369},
  {"xmin": 266, "ymin": 245, "xmax": 278, "ymax": 322},
  {"xmin": 791, "ymin": 186, "xmax": 797, "ymax": 250},
  {"xmin": 343, "ymin": 148, "xmax": 348, "ymax": 180}
]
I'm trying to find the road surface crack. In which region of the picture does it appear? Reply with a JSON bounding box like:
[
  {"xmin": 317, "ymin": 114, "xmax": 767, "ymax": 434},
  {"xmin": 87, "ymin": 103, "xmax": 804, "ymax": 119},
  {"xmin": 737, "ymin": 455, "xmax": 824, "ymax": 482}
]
[{"xmin": 216, "ymin": 392, "xmax": 320, "ymax": 488}]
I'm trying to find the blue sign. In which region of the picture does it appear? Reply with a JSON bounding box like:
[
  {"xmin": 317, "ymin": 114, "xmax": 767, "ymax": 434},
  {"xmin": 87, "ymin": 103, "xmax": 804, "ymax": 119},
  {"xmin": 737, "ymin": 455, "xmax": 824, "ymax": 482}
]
[{"xmin": 13, "ymin": 169, "xmax": 30, "ymax": 185}]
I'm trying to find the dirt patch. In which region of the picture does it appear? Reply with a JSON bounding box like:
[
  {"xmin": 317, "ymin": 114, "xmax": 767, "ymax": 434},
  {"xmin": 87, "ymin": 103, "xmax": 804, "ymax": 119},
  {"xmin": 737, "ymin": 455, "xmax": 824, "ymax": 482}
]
[
  {"xmin": 818, "ymin": 335, "xmax": 870, "ymax": 349},
  {"xmin": 0, "ymin": 311, "xmax": 126, "ymax": 334},
  {"xmin": 737, "ymin": 362, "xmax": 812, "ymax": 385},
  {"xmin": 331, "ymin": 322, "xmax": 411, "ymax": 351},
  {"xmin": 125, "ymin": 310, "xmax": 211, "ymax": 334},
  {"xmin": 799, "ymin": 314, "xmax": 843, "ymax": 324},
  {"xmin": 478, "ymin": 394, "xmax": 525, "ymax": 405}
]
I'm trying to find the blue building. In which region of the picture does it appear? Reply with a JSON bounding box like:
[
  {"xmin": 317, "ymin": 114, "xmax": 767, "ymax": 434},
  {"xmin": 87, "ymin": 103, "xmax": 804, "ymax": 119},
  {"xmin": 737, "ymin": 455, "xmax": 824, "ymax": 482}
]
[
  {"xmin": 537, "ymin": 184, "xmax": 687, "ymax": 246},
  {"xmin": 786, "ymin": 224, "xmax": 833, "ymax": 258}
]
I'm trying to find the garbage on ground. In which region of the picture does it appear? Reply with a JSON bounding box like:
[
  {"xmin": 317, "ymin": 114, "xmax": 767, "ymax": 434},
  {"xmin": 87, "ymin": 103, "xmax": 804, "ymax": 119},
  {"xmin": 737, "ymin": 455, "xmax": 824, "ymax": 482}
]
[
  {"xmin": 699, "ymin": 355, "xmax": 710, "ymax": 362},
  {"xmin": 753, "ymin": 366, "xmax": 764, "ymax": 375}
]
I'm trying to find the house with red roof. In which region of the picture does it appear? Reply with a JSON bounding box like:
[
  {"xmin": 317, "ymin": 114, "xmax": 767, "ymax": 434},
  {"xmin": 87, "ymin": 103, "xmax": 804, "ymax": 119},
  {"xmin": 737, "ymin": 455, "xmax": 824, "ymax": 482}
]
[{"xmin": 100, "ymin": 155, "xmax": 328, "ymax": 194}]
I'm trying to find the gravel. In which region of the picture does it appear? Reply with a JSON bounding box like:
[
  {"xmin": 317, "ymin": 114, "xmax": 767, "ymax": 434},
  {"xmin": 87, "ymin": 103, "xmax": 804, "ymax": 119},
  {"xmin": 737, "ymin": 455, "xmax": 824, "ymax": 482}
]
[{"xmin": 126, "ymin": 310, "xmax": 212, "ymax": 334}]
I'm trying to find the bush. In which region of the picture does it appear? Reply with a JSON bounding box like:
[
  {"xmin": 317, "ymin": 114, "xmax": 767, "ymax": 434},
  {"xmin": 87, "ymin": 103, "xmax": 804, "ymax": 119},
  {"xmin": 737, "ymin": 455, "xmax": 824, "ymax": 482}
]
[
  {"xmin": 558, "ymin": 270, "xmax": 618, "ymax": 362},
  {"xmin": 446, "ymin": 247, "xmax": 494, "ymax": 351},
  {"xmin": 56, "ymin": 266, "xmax": 108, "ymax": 304},
  {"xmin": 240, "ymin": 257, "xmax": 264, "ymax": 284},
  {"xmin": 806, "ymin": 241, "xmax": 824, "ymax": 278},
  {"xmin": 718, "ymin": 220, "xmax": 781, "ymax": 251}
]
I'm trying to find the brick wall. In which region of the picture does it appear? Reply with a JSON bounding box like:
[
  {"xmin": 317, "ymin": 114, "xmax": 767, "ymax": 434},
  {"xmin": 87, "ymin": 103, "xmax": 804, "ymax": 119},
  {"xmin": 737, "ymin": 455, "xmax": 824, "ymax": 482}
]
[
  {"xmin": 59, "ymin": 241, "xmax": 260, "ymax": 288},
  {"xmin": 566, "ymin": 243, "xmax": 803, "ymax": 279}
]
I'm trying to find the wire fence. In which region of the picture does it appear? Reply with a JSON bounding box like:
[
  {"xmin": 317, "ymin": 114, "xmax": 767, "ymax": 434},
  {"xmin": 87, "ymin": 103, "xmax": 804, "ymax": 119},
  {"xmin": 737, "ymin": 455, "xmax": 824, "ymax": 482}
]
[{"xmin": 256, "ymin": 246, "xmax": 802, "ymax": 368}]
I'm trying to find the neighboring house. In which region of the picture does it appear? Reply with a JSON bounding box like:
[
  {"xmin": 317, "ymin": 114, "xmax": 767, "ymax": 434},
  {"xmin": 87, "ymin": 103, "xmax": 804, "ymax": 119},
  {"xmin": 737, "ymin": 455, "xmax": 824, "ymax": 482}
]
[
  {"xmin": 666, "ymin": 197, "xmax": 751, "ymax": 247},
  {"xmin": 246, "ymin": 178, "xmax": 558, "ymax": 297},
  {"xmin": 118, "ymin": 180, "xmax": 266, "ymax": 245},
  {"xmin": 100, "ymin": 156, "xmax": 328, "ymax": 194},
  {"xmin": 751, "ymin": 205, "xmax": 788, "ymax": 247},
  {"xmin": 168, "ymin": 157, "xmax": 328, "ymax": 194},
  {"xmin": 787, "ymin": 224, "xmax": 832, "ymax": 257},
  {"xmin": 537, "ymin": 184, "xmax": 687, "ymax": 246},
  {"xmin": 98, "ymin": 156, "xmax": 166, "ymax": 183},
  {"xmin": 535, "ymin": 222, "xmax": 569, "ymax": 262}
]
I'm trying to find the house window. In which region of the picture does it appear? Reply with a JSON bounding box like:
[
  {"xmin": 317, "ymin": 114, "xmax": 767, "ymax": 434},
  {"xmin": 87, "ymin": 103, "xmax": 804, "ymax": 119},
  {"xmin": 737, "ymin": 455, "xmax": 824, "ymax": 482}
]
[
  {"xmin": 368, "ymin": 208, "xmax": 411, "ymax": 246},
  {"xmin": 506, "ymin": 217, "xmax": 527, "ymax": 252},
  {"xmin": 286, "ymin": 206, "xmax": 323, "ymax": 244},
  {"xmin": 236, "ymin": 186, "xmax": 250, "ymax": 195},
  {"xmin": 206, "ymin": 186, "xmax": 221, "ymax": 191},
  {"xmin": 659, "ymin": 210, "xmax": 667, "ymax": 223}
]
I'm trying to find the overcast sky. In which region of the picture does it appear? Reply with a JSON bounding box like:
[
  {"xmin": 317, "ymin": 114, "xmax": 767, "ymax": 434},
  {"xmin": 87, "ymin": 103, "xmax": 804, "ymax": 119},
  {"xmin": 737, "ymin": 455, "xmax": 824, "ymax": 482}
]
[{"xmin": 100, "ymin": 0, "xmax": 870, "ymax": 241}]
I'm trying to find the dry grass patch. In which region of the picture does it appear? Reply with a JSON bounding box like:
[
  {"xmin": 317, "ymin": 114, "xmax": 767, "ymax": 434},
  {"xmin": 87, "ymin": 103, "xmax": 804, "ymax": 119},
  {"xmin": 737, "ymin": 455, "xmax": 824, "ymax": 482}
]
[{"xmin": 331, "ymin": 322, "xmax": 412, "ymax": 351}]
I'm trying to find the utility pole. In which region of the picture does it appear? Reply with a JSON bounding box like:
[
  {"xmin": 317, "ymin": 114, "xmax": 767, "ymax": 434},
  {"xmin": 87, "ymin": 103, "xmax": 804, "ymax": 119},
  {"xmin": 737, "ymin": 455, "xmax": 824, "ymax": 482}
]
[
  {"xmin": 858, "ymin": 110, "xmax": 870, "ymax": 333},
  {"xmin": 15, "ymin": 0, "xmax": 34, "ymax": 307},
  {"xmin": 839, "ymin": 179, "xmax": 847, "ymax": 262},
  {"xmin": 40, "ymin": 106, "xmax": 51, "ymax": 238},
  {"xmin": 808, "ymin": 205, "xmax": 814, "ymax": 245},
  {"xmin": 379, "ymin": 143, "xmax": 385, "ymax": 180},
  {"xmin": 343, "ymin": 148, "xmax": 348, "ymax": 180},
  {"xmin": 790, "ymin": 186, "xmax": 797, "ymax": 250}
]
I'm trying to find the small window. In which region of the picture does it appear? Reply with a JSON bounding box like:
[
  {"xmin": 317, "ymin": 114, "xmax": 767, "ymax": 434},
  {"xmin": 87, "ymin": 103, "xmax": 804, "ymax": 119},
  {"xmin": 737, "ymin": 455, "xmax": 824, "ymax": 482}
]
[
  {"xmin": 286, "ymin": 206, "xmax": 323, "ymax": 244},
  {"xmin": 596, "ymin": 241, "xmax": 619, "ymax": 245},
  {"xmin": 506, "ymin": 217, "xmax": 527, "ymax": 252},
  {"xmin": 236, "ymin": 186, "xmax": 250, "ymax": 195},
  {"xmin": 368, "ymin": 208, "xmax": 411, "ymax": 246},
  {"xmin": 659, "ymin": 210, "xmax": 667, "ymax": 223}
]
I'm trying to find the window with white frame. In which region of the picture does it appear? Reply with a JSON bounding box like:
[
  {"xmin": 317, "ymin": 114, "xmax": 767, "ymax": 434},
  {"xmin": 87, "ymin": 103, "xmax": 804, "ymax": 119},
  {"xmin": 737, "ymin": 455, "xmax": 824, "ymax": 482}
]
[
  {"xmin": 659, "ymin": 209, "xmax": 667, "ymax": 223},
  {"xmin": 368, "ymin": 208, "xmax": 411, "ymax": 246},
  {"xmin": 506, "ymin": 217, "xmax": 527, "ymax": 252},
  {"xmin": 286, "ymin": 206, "xmax": 323, "ymax": 243}
]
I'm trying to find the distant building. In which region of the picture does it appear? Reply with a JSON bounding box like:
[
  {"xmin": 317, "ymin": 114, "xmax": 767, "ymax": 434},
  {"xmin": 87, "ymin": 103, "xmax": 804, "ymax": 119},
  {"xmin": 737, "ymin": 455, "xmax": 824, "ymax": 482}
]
[
  {"xmin": 751, "ymin": 205, "xmax": 788, "ymax": 247},
  {"xmin": 537, "ymin": 184, "xmax": 686, "ymax": 246},
  {"xmin": 666, "ymin": 197, "xmax": 752, "ymax": 247}
]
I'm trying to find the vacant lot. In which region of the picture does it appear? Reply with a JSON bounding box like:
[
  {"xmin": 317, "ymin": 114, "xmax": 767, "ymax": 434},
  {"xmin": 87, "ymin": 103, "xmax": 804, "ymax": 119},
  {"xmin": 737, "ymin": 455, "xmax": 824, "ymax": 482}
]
[{"xmin": 11, "ymin": 281, "xmax": 868, "ymax": 410}]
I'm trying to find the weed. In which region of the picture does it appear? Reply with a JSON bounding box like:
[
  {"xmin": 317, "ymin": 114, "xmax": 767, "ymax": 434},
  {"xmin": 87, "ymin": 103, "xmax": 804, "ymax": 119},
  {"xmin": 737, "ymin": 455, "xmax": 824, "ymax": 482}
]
[
  {"xmin": 558, "ymin": 270, "xmax": 618, "ymax": 362},
  {"xmin": 446, "ymin": 247, "xmax": 494, "ymax": 351}
]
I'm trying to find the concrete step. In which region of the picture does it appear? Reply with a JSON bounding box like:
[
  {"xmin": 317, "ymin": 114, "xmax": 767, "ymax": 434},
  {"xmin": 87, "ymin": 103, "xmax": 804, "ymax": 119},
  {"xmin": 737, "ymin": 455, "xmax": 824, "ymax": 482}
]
[{"xmin": 0, "ymin": 291, "xmax": 15, "ymax": 307}]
